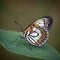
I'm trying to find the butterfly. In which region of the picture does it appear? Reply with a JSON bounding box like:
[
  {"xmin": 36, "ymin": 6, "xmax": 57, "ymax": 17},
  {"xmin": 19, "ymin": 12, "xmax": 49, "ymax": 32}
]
[{"xmin": 15, "ymin": 16, "xmax": 53, "ymax": 46}]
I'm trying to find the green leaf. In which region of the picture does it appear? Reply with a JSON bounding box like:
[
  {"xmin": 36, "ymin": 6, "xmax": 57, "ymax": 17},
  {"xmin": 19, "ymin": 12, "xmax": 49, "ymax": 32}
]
[{"xmin": 0, "ymin": 30, "xmax": 60, "ymax": 60}]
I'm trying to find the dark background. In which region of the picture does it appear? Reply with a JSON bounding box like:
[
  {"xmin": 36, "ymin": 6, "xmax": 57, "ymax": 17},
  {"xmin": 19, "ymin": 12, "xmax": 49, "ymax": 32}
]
[{"xmin": 0, "ymin": 0, "xmax": 60, "ymax": 60}]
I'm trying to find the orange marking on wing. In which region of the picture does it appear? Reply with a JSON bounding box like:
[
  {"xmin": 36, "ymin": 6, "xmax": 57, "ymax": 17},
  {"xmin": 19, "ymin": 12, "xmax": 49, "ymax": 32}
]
[
  {"xmin": 45, "ymin": 20, "xmax": 48, "ymax": 25},
  {"xmin": 24, "ymin": 25, "xmax": 33, "ymax": 34},
  {"xmin": 35, "ymin": 28, "xmax": 46, "ymax": 44},
  {"xmin": 33, "ymin": 23, "xmax": 39, "ymax": 27},
  {"xmin": 24, "ymin": 22, "xmax": 39, "ymax": 33}
]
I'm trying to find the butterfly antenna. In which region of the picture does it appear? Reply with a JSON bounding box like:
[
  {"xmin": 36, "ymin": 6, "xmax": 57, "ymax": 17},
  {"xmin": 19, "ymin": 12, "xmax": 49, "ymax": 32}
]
[{"xmin": 14, "ymin": 21, "xmax": 24, "ymax": 32}]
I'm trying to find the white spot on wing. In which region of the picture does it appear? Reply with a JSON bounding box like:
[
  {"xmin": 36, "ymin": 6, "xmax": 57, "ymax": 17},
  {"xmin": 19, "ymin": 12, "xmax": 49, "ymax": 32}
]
[
  {"xmin": 35, "ymin": 19, "xmax": 45, "ymax": 27},
  {"xmin": 30, "ymin": 32, "xmax": 37, "ymax": 36},
  {"xmin": 41, "ymin": 42, "xmax": 44, "ymax": 45},
  {"xmin": 39, "ymin": 24, "xmax": 44, "ymax": 27},
  {"xmin": 33, "ymin": 28, "xmax": 37, "ymax": 31}
]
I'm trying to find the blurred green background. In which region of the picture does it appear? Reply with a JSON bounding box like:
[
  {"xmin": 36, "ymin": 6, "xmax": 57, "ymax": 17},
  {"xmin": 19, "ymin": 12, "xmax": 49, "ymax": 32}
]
[{"xmin": 0, "ymin": 0, "xmax": 60, "ymax": 60}]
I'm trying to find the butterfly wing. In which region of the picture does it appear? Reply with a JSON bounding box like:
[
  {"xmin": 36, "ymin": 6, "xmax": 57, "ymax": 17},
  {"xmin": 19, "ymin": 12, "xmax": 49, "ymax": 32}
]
[{"xmin": 23, "ymin": 16, "xmax": 53, "ymax": 46}]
